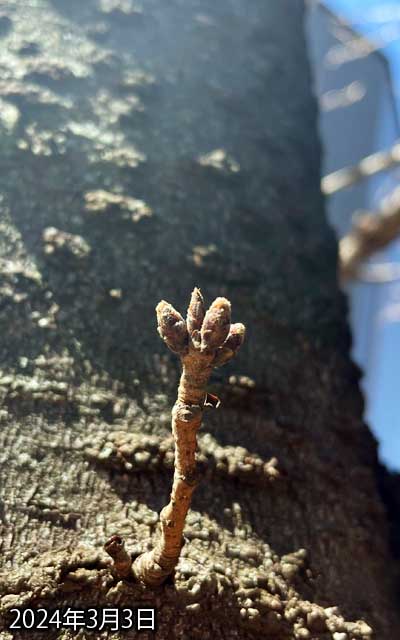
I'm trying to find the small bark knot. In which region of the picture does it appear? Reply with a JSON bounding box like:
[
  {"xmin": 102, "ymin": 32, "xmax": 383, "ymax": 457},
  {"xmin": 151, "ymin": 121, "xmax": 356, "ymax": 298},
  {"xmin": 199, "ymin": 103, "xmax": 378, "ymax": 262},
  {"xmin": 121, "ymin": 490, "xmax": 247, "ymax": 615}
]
[
  {"xmin": 104, "ymin": 535, "xmax": 133, "ymax": 580},
  {"xmin": 104, "ymin": 534, "xmax": 124, "ymax": 557}
]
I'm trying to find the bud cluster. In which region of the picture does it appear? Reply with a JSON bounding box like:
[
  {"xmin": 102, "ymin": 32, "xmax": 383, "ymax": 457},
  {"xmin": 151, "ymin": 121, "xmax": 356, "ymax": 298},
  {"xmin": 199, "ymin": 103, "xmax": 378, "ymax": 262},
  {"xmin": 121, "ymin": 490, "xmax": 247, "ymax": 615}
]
[{"xmin": 156, "ymin": 287, "xmax": 245, "ymax": 367}]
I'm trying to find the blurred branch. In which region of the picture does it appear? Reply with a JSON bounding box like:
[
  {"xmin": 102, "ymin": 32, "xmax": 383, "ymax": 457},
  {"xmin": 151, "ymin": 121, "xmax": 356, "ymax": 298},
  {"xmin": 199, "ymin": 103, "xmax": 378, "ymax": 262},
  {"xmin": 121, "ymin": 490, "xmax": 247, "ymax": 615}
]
[
  {"xmin": 339, "ymin": 188, "xmax": 400, "ymax": 281},
  {"xmin": 322, "ymin": 141, "xmax": 400, "ymax": 195},
  {"xmin": 325, "ymin": 22, "xmax": 400, "ymax": 67},
  {"xmin": 355, "ymin": 263, "xmax": 400, "ymax": 283}
]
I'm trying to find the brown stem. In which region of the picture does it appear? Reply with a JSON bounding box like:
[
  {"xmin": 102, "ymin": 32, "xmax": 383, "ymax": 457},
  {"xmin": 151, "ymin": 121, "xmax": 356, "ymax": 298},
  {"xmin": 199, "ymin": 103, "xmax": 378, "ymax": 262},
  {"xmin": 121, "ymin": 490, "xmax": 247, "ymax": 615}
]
[{"xmin": 132, "ymin": 355, "xmax": 213, "ymax": 586}]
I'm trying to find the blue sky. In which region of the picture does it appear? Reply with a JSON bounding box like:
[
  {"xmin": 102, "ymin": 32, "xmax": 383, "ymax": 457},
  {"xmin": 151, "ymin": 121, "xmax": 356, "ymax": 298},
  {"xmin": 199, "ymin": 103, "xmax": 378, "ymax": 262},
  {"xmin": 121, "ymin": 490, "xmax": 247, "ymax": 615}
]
[{"xmin": 325, "ymin": 0, "xmax": 400, "ymax": 106}]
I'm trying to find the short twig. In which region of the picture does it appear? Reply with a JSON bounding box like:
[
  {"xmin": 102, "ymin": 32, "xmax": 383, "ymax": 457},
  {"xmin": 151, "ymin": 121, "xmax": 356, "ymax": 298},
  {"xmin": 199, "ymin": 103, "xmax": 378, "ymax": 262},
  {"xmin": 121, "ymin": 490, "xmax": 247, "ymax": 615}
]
[
  {"xmin": 104, "ymin": 535, "xmax": 133, "ymax": 579},
  {"xmin": 104, "ymin": 288, "xmax": 245, "ymax": 587}
]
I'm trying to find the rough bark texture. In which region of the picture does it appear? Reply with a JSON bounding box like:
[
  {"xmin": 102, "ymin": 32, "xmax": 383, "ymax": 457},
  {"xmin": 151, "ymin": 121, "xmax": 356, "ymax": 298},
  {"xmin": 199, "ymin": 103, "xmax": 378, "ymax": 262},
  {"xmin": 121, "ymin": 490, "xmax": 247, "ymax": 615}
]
[{"xmin": 0, "ymin": 0, "xmax": 399, "ymax": 638}]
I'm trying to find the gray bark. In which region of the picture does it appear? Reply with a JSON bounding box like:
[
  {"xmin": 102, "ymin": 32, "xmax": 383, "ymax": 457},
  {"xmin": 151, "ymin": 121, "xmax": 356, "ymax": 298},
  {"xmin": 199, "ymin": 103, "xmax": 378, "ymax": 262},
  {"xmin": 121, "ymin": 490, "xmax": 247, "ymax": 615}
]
[{"xmin": 0, "ymin": 0, "xmax": 398, "ymax": 638}]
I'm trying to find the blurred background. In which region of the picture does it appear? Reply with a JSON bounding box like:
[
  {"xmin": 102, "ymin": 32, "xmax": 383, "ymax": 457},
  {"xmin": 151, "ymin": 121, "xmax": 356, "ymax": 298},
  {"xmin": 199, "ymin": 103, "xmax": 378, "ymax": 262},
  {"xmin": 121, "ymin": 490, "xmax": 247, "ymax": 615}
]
[{"xmin": 306, "ymin": 0, "xmax": 400, "ymax": 471}]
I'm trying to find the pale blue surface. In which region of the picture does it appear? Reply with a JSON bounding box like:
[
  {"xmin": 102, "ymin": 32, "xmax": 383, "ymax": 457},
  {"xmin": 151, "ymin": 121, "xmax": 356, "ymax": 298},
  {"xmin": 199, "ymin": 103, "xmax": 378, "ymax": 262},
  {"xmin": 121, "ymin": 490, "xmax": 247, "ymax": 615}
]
[
  {"xmin": 322, "ymin": 0, "xmax": 400, "ymax": 470},
  {"xmin": 324, "ymin": 0, "xmax": 400, "ymax": 104}
]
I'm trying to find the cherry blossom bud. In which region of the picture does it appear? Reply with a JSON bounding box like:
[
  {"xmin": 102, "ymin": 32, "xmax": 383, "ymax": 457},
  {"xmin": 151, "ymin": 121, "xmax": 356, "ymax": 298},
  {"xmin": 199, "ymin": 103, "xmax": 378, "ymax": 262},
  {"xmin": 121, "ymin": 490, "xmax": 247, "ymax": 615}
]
[
  {"xmin": 156, "ymin": 301, "xmax": 188, "ymax": 354},
  {"xmin": 200, "ymin": 297, "xmax": 231, "ymax": 352},
  {"xmin": 186, "ymin": 287, "xmax": 205, "ymax": 346},
  {"xmin": 213, "ymin": 323, "xmax": 246, "ymax": 366}
]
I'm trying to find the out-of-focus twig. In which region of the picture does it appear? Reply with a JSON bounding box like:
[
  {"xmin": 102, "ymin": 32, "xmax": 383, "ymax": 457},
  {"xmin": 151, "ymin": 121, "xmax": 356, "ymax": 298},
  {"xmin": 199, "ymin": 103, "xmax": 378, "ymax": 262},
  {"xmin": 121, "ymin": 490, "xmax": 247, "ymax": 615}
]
[
  {"xmin": 322, "ymin": 141, "xmax": 400, "ymax": 195},
  {"xmin": 339, "ymin": 188, "xmax": 400, "ymax": 281},
  {"xmin": 355, "ymin": 262, "xmax": 400, "ymax": 283}
]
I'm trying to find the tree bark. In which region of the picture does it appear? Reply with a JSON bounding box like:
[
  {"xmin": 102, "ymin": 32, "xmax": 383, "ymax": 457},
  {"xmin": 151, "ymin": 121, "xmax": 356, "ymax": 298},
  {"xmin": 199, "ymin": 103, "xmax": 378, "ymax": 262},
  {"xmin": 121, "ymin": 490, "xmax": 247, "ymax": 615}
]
[{"xmin": 0, "ymin": 0, "xmax": 398, "ymax": 638}]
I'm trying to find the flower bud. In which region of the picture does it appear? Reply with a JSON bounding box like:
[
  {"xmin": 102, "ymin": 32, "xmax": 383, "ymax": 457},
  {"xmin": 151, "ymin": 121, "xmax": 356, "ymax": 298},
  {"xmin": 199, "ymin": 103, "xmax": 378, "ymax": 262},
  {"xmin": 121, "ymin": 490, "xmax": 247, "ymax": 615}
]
[
  {"xmin": 213, "ymin": 323, "xmax": 246, "ymax": 367},
  {"xmin": 156, "ymin": 301, "xmax": 188, "ymax": 354},
  {"xmin": 186, "ymin": 287, "xmax": 205, "ymax": 346},
  {"xmin": 200, "ymin": 297, "xmax": 231, "ymax": 352}
]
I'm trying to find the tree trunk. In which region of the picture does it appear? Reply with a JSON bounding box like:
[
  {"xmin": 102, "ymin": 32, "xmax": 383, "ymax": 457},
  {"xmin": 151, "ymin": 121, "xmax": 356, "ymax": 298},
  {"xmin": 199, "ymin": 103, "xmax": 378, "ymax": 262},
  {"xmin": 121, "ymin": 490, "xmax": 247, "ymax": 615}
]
[{"xmin": 0, "ymin": 0, "xmax": 398, "ymax": 638}]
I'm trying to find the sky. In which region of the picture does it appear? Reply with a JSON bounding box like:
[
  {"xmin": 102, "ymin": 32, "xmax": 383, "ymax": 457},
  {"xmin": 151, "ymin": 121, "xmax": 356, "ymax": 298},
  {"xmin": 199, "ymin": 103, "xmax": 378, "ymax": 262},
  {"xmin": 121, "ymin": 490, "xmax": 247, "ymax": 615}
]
[{"xmin": 325, "ymin": 0, "xmax": 400, "ymax": 105}]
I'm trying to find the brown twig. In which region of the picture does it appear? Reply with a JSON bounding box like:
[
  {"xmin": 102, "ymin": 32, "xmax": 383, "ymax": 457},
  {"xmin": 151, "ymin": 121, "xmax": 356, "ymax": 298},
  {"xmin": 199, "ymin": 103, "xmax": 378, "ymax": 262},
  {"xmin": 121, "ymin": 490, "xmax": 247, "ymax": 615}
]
[{"xmin": 104, "ymin": 288, "xmax": 245, "ymax": 587}]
